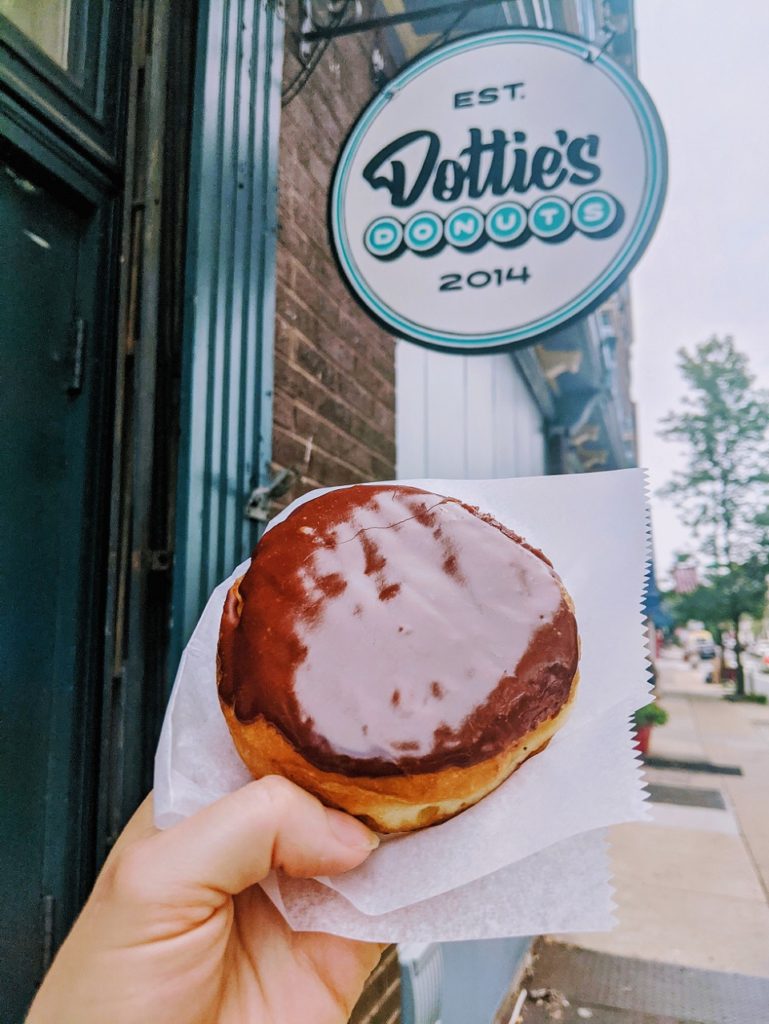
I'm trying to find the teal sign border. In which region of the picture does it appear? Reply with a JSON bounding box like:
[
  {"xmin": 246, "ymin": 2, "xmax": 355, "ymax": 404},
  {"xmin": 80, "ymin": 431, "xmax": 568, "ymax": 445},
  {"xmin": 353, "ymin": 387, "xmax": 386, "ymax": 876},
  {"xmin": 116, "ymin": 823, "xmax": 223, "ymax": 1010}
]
[{"xmin": 329, "ymin": 29, "xmax": 668, "ymax": 353}]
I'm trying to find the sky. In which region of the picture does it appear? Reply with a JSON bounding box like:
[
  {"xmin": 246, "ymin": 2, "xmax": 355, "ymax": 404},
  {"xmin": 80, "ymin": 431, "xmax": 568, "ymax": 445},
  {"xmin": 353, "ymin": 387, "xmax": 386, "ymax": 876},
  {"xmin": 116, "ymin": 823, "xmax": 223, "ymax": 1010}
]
[{"xmin": 630, "ymin": 0, "xmax": 769, "ymax": 584}]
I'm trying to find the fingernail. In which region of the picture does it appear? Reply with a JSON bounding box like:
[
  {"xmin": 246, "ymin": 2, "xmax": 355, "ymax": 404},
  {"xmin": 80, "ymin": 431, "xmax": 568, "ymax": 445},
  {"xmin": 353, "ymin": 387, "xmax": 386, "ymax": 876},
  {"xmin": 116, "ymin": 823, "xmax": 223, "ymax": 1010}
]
[{"xmin": 325, "ymin": 808, "xmax": 380, "ymax": 850}]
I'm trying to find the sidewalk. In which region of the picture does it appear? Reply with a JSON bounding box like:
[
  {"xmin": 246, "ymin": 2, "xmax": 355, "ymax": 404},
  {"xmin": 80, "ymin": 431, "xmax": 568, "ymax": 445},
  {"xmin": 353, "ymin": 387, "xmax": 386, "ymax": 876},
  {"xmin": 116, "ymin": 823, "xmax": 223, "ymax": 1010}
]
[
  {"xmin": 518, "ymin": 650, "xmax": 769, "ymax": 1023},
  {"xmin": 565, "ymin": 647, "xmax": 769, "ymax": 976}
]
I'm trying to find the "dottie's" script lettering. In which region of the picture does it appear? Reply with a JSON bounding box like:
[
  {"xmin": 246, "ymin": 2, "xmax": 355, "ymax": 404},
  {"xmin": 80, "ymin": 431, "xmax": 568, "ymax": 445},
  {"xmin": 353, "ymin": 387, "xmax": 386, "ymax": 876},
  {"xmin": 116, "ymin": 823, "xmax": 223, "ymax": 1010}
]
[{"xmin": 362, "ymin": 128, "xmax": 602, "ymax": 208}]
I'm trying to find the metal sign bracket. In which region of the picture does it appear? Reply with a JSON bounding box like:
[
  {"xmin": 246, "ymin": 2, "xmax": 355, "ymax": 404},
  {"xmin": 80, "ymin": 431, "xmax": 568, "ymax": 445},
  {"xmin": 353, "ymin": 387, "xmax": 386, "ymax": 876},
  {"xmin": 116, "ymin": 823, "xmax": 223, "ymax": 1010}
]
[{"xmin": 301, "ymin": 0, "xmax": 504, "ymax": 43}]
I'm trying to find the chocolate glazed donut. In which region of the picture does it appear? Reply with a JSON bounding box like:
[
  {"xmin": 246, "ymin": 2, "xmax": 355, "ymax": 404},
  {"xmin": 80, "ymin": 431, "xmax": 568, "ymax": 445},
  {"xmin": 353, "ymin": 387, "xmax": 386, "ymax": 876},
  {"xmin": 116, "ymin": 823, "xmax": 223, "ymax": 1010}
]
[{"xmin": 218, "ymin": 484, "xmax": 579, "ymax": 833}]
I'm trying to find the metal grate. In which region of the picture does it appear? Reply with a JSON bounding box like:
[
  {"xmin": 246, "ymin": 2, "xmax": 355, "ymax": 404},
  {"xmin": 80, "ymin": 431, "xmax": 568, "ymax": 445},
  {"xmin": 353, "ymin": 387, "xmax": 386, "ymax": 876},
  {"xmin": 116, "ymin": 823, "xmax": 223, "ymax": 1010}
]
[
  {"xmin": 525, "ymin": 944, "xmax": 769, "ymax": 1024},
  {"xmin": 523, "ymin": 1001, "xmax": 698, "ymax": 1022},
  {"xmin": 645, "ymin": 783, "xmax": 726, "ymax": 810},
  {"xmin": 643, "ymin": 757, "xmax": 742, "ymax": 777},
  {"xmin": 349, "ymin": 945, "xmax": 402, "ymax": 1024}
]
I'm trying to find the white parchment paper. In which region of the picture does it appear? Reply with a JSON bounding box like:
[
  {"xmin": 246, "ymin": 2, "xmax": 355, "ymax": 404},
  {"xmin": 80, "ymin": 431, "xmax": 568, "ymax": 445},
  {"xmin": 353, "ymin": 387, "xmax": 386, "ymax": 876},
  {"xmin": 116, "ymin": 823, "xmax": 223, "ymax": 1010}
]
[
  {"xmin": 155, "ymin": 469, "xmax": 651, "ymax": 940},
  {"xmin": 264, "ymin": 827, "xmax": 616, "ymax": 942}
]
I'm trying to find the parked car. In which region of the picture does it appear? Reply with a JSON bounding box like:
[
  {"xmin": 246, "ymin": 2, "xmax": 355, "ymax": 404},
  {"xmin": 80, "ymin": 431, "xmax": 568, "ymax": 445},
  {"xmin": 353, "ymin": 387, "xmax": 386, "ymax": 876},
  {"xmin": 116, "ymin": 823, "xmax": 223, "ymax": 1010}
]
[
  {"xmin": 693, "ymin": 634, "xmax": 716, "ymax": 660},
  {"xmin": 684, "ymin": 629, "xmax": 716, "ymax": 661}
]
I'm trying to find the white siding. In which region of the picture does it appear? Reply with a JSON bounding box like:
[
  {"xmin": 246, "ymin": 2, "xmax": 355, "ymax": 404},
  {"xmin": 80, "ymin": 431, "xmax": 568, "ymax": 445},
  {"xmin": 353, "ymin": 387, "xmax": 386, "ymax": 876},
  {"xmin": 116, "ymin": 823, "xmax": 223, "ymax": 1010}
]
[{"xmin": 396, "ymin": 341, "xmax": 546, "ymax": 479}]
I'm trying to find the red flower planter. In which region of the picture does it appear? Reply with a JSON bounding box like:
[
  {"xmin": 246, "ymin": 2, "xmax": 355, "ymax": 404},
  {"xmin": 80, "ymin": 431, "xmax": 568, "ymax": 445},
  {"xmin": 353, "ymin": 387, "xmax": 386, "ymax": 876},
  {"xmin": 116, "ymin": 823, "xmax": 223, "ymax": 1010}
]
[{"xmin": 634, "ymin": 725, "xmax": 652, "ymax": 757}]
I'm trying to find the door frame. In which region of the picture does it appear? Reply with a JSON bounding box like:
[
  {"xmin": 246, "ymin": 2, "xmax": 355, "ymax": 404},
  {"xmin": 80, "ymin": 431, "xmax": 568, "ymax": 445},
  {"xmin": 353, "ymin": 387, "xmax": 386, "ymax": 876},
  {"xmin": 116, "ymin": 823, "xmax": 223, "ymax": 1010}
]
[
  {"xmin": 0, "ymin": 100, "xmax": 125, "ymax": 977},
  {"xmin": 170, "ymin": 0, "xmax": 284, "ymax": 670},
  {"xmin": 1, "ymin": 0, "xmax": 135, "ymax": 970},
  {"xmin": 95, "ymin": 0, "xmax": 200, "ymax": 854}
]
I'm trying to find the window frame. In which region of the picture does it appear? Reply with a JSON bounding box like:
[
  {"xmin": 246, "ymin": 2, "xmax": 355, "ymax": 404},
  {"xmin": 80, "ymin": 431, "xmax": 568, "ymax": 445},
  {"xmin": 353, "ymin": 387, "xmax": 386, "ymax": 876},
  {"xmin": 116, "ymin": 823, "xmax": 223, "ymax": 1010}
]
[{"xmin": 0, "ymin": 0, "xmax": 130, "ymax": 172}]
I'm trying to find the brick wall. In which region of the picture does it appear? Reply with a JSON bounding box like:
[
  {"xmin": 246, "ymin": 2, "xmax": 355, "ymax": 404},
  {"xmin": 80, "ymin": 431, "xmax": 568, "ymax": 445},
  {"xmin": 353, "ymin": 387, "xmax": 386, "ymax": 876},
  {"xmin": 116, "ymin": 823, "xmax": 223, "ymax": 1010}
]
[
  {"xmin": 272, "ymin": 30, "xmax": 402, "ymax": 1024},
  {"xmin": 272, "ymin": 34, "xmax": 397, "ymax": 513}
]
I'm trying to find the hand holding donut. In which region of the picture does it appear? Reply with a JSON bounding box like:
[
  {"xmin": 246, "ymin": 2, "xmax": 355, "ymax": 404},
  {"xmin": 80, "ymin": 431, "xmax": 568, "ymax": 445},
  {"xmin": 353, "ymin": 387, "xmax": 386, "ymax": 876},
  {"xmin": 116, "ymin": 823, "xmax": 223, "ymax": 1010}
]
[{"xmin": 27, "ymin": 779, "xmax": 381, "ymax": 1024}]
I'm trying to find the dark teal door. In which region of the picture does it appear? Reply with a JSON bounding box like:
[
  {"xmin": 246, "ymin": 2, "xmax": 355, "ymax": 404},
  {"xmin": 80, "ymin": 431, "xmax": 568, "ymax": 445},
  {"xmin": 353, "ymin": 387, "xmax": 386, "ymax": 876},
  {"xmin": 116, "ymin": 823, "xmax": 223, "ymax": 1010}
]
[
  {"xmin": 0, "ymin": 2, "xmax": 130, "ymax": 1018},
  {"xmin": 0, "ymin": 153, "xmax": 105, "ymax": 1020}
]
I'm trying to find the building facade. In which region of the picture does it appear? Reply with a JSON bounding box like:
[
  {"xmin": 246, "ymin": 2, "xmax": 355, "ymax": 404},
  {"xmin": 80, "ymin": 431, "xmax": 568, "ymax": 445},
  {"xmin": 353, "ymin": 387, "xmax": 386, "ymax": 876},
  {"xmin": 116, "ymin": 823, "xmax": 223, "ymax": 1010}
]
[{"xmin": 1, "ymin": 2, "xmax": 642, "ymax": 1020}]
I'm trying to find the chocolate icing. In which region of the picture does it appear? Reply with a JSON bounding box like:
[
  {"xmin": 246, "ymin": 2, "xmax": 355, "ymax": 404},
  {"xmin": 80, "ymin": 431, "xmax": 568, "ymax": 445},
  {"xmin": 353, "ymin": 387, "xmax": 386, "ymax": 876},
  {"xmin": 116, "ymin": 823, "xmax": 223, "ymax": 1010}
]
[{"xmin": 218, "ymin": 485, "xmax": 578, "ymax": 777}]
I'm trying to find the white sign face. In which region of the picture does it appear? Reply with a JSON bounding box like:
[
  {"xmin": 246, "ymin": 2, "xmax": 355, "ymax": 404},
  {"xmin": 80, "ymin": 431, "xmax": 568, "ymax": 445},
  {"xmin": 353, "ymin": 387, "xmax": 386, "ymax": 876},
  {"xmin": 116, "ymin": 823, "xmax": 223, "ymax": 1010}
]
[{"xmin": 330, "ymin": 30, "xmax": 667, "ymax": 352}]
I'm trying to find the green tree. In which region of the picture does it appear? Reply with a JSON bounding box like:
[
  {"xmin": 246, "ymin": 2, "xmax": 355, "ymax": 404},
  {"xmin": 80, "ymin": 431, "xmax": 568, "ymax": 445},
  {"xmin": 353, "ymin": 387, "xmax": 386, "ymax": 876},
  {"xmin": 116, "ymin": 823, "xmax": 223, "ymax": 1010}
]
[{"xmin": 660, "ymin": 336, "xmax": 769, "ymax": 694}]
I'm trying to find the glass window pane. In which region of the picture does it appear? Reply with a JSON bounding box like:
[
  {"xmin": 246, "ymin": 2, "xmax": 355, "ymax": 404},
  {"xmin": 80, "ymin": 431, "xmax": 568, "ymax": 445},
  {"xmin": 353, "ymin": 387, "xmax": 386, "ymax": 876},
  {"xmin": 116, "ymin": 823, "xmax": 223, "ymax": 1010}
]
[{"xmin": 0, "ymin": 0, "xmax": 72, "ymax": 69}]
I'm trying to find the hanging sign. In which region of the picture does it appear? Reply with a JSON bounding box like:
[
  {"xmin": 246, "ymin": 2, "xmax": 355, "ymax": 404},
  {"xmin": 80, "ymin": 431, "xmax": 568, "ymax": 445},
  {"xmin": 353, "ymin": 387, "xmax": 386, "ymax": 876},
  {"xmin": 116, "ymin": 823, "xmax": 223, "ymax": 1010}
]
[{"xmin": 329, "ymin": 30, "xmax": 667, "ymax": 353}]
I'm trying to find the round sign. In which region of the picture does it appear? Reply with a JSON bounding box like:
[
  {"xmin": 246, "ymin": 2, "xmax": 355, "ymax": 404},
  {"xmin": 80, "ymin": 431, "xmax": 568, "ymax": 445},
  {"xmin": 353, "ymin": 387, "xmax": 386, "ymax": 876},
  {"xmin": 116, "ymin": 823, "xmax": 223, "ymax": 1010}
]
[{"xmin": 330, "ymin": 30, "xmax": 667, "ymax": 353}]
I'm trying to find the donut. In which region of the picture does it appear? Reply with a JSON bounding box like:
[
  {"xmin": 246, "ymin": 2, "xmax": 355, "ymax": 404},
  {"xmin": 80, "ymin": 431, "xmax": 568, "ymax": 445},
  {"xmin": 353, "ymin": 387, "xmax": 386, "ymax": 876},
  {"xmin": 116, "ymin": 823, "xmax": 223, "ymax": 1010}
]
[{"xmin": 217, "ymin": 484, "xmax": 579, "ymax": 833}]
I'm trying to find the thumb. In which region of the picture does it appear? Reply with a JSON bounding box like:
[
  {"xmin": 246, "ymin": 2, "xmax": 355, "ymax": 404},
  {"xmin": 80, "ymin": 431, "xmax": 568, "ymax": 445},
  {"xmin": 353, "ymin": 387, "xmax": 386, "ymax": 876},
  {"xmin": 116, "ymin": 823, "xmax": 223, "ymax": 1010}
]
[{"xmin": 124, "ymin": 777, "xmax": 379, "ymax": 902}]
